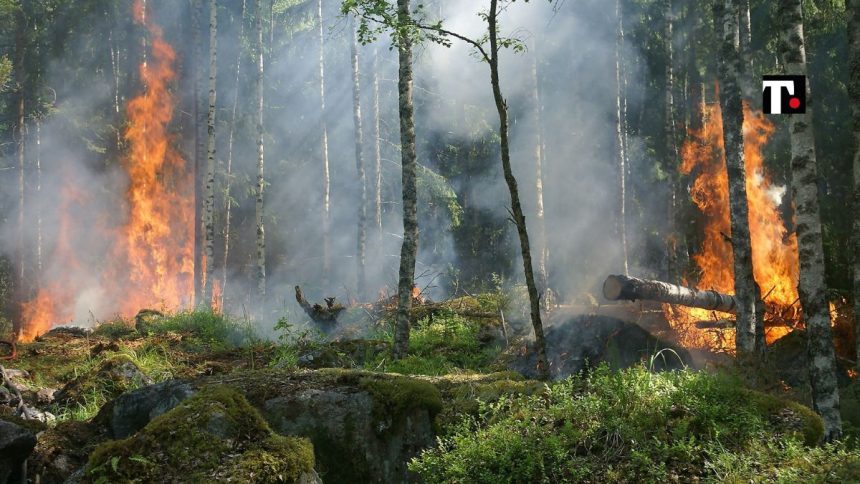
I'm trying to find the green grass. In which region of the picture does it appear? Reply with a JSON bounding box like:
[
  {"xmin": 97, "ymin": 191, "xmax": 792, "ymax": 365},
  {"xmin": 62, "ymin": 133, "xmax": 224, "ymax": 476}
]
[
  {"xmin": 364, "ymin": 311, "xmax": 502, "ymax": 376},
  {"xmin": 409, "ymin": 365, "xmax": 858, "ymax": 483},
  {"xmin": 142, "ymin": 310, "xmax": 248, "ymax": 348}
]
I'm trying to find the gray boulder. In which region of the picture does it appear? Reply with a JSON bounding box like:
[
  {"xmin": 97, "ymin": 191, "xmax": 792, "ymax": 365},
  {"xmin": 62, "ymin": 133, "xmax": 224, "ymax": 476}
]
[
  {"xmin": 0, "ymin": 420, "xmax": 37, "ymax": 484},
  {"xmin": 103, "ymin": 379, "xmax": 195, "ymax": 438}
]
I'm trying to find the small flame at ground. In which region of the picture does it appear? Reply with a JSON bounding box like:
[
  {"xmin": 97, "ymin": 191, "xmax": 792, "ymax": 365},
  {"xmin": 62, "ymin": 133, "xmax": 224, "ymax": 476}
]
[
  {"xmin": 18, "ymin": 0, "xmax": 192, "ymax": 341},
  {"xmin": 666, "ymin": 93, "xmax": 799, "ymax": 351}
]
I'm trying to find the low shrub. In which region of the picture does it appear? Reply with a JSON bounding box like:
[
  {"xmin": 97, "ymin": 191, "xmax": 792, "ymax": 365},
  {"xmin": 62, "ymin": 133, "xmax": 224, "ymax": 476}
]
[{"xmin": 409, "ymin": 366, "xmax": 857, "ymax": 483}]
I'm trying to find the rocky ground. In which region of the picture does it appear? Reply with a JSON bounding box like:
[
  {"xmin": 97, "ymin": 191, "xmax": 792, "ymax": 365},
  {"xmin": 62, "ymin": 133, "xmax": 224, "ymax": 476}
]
[{"xmin": 0, "ymin": 297, "xmax": 858, "ymax": 482}]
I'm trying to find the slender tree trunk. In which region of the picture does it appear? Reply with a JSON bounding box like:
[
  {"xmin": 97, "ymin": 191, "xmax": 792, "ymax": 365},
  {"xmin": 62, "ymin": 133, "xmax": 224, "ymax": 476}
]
[
  {"xmin": 203, "ymin": 0, "xmax": 218, "ymax": 307},
  {"xmin": 221, "ymin": 0, "xmax": 246, "ymax": 307},
  {"xmin": 13, "ymin": 13, "xmax": 26, "ymax": 340},
  {"xmin": 317, "ymin": 0, "xmax": 332, "ymax": 289},
  {"xmin": 254, "ymin": 0, "xmax": 266, "ymax": 299},
  {"xmin": 108, "ymin": 19, "xmax": 122, "ymax": 154},
  {"xmin": 530, "ymin": 48, "xmax": 550, "ymax": 300},
  {"xmin": 665, "ymin": 0, "xmax": 682, "ymax": 283},
  {"xmin": 615, "ymin": 0, "xmax": 629, "ymax": 276},
  {"xmin": 687, "ymin": 3, "xmax": 705, "ymax": 132},
  {"xmin": 849, "ymin": 0, "xmax": 860, "ymax": 375},
  {"xmin": 372, "ymin": 47, "xmax": 383, "ymax": 251},
  {"xmin": 488, "ymin": 0, "xmax": 549, "ymax": 380},
  {"xmin": 192, "ymin": 0, "xmax": 205, "ymax": 306},
  {"xmin": 393, "ymin": 0, "xmax": 418, "ymax": 360},
  {"xmin": 716, "ymin": 0, "xmax": 758, "ymax": 355},
  {"xmin": 35, "ymin": 119, "xmax": 41, "ymax": 282},
  {"xmin": 738, "ymin": 0, "xmax": 756, "ymax": 102},
  {"xmin": 779, "ymin": 0, "xmax": 842, "ymax": 441},
  {"xmin": 351, "ymin": 24, "xmax": 367, "ymax": 297}
]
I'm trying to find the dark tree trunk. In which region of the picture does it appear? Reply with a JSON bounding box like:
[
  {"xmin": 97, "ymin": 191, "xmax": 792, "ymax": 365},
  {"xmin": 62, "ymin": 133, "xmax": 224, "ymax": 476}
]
[
  {"xmin": 392, "ymin": 0, "xmax": 419, "ymax": 360},
  {"xmin": 849, "ymin": 0, "xmax": 860, "ymax": 376},
  {"xmin": 13, "ymin": 10, "xmax": 26, "ymax": 341},
  {"xmin": 716, "ymin": 0, "xmax": 758, "ymax": 354},
  {"xmin": 488, "ymin": 0, "xmax": 549, "ymax": 380}
]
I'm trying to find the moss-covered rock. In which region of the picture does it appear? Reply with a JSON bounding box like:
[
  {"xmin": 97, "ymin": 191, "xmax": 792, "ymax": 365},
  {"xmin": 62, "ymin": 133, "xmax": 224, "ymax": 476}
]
[{"xmin": 86, "ymin": 386, "xmax": 316, "ymax": 483}]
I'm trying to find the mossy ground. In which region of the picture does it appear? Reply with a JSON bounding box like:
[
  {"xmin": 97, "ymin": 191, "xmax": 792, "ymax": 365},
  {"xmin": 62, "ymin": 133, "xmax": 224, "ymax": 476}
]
[
  {"xmin": 10, "ymin": 312, "xmax": 273, "ymax": 421},
  {"xmin": 8, "ymin": 303, "xmax": 860, "ymax": 482},
  {"xmin": 86, "ymin": 386, "xmax": 314, "ymax": 483}
]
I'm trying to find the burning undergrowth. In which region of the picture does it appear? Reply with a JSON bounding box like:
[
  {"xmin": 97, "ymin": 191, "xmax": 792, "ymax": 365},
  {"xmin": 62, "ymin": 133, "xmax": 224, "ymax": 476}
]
[{"xmin": 18, "ymin": 0, "xmax": 193, "ymax": 341}]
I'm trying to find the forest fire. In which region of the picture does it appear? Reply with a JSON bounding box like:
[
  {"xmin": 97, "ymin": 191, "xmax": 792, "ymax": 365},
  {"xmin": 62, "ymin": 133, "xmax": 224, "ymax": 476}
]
[
  {"xmin": 664, "ymin": 97, "xmax": 799, "ymax": 351},
  {"xmin": 18, "ymin": 0, "xmax": 192, "ymax": 341}
]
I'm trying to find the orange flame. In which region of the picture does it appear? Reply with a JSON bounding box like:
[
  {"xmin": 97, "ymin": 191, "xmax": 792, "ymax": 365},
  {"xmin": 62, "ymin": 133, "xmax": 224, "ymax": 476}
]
[
  {"xmin": 667, "ymin": 93, "xmax": 798, "ymax": 350},
  {"xmin": 18, "ymin": 0, "xmax": 192, "ymax": 341}
]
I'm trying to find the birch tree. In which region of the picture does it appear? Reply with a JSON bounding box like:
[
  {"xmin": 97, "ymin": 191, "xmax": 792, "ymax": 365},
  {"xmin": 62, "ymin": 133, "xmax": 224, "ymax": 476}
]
[
  {"xmin": 779, "ymin": 0, "xmax": 842, "ymax": 441},
  {"xmin": 351, "ymin": 24, "xmax": 368, "ymax": 296},
  {"xmin": 372, "ymin": 47, "xmax": 383, "ymax": 253},
  {"xmin": 192, "ymin": 0, "xmax": 205, "ymax": 306},
  {"xmin": 318, "ymin": 0, "xmax": 332, "ymax": 288},
  {"xmin": 716, "ymin": 0, "xmax": 758, "ymax": 355},
  {"xmin": 254, "ymin": 0, "xmax": 266, "ymax": 299},
  {"xmin": 202, "ymin": 0, "xmax": 217, "ymax": 308},
  {"xmin": 529, "ymin": 47, "xmax": 550, "ymax": 301},
  {"xmin": 615, "ymin": 0, "xmax": 628, "ymax": 276},
  {"xmin": 339, "ymin": 0, "xmax": 419, "ymax": 360},
  {"xmin": 391, "ymin": 0, "xmax": 419, "ymax": 360}
]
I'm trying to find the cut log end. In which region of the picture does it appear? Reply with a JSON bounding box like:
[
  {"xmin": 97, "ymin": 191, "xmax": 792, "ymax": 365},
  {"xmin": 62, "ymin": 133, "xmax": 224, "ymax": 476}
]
[{"xmin": 602, "ymin": 275, "xmax": 626, "ymax": 300}]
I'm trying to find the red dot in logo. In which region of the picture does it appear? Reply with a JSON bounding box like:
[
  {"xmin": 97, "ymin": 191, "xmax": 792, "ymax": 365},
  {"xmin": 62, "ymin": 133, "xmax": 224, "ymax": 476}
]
[{"xmin": 789, "ymin": 97, "xmax": 801, "ymax": 109}]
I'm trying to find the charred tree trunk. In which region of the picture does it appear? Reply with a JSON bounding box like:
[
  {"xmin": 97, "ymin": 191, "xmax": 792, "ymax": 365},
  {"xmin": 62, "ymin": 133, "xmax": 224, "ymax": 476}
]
[
  {"xmin": 351, "ymin": 24, "xmax": 367, "ymax": 297},
  {"xmin": 716, "ymin": 0, "xmax": 758, "ymax": 355},
  {"xmin": 254, "ymin": 0, "xmax": 266, "ymax": 299},
  {"xmin": 202, "ymin": 0, "xmax": 218, "ymax": 308},
  {"xmin": 615, "ymin": 0, "xmax": 629, "ymax": 276},
  {"xmin": 393, "ymin": 0, "xmax": 419, "ymax": 360},
  {"xmin": 849, "ymin": 0, "xmax": 860, "ymax": 375},
  {"xmin": 221, "ymin": 0, "xmax": 246, "ymax": 307},
  {"xmin": 738, "ymin": 0, "xmax": 756, "ymax": 102},
  {"xmin": 665, "ymin": 0, "xmax": 681, "ymax": 283},
  {"xmin": 603, "ymin": 274, "xmax": 738, "ymax": 313},
  {"xmin": 488, "ymin": 0, "xmax": 549, "ymax": 380},
  {"xmin": 779, "ymin": 0, "xmax": 842, "ymax": 441},
  {"xmin": 317, "ymin": 0, "xmax": 332, "ymax": 289}
]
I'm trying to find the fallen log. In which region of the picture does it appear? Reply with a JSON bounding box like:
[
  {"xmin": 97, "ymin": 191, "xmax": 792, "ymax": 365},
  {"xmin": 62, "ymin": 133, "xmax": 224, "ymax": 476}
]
[{"xmin": 603, "ymin": 274, "xmax": 737, "ymax": 314}]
